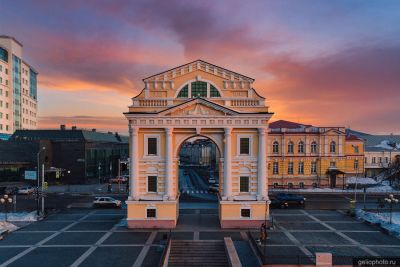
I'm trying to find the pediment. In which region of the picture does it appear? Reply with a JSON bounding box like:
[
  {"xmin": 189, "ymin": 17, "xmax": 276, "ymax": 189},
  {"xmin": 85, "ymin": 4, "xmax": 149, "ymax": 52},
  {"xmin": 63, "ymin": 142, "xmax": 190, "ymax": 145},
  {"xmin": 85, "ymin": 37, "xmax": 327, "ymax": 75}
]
[
  {"xmin": 324, "ymin": 128, "xmax": 345, "ymax": 135},
  {"xmin": 159, "ymin": 98, "xmax": 238, "ymax": 117}
]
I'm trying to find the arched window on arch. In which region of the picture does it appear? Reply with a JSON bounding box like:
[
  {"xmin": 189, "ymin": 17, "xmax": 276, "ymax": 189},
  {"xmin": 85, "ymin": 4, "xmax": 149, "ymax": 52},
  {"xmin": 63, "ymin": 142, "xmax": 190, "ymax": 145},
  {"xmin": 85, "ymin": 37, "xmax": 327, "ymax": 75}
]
[
  {"xmin": 177, "ymin": 85, "xmax": 188, "ymax": 98},
  {"xmin": 210, "ymin": 85, "xmax": 220, "ymax": 97},
  {"xmin": 298, "ymin": 141, "xmax": 305, "ymax": 153},
  {"xmin": 330, "ymin": 141, "xmax": 336, "ymax": 153},
  {"xmin": 288, "ymin": 141, "xmax": 294, "ymax": 154},
  {"xmin": 191, "ymin": 81, "xmax": 207, "ymax": 97},
  {"xmin": 272, "ymin": 141, "xmax": 279, "ymax": 154},
  {"xmin": 311, "ymin": 141, "xmax": 317, "ymax": 154}
]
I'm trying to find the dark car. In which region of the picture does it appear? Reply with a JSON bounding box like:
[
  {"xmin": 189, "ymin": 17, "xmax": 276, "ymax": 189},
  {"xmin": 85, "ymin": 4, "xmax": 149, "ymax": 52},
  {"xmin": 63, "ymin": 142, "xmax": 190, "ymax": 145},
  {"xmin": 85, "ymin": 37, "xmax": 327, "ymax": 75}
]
[
  {"xmin": 270, "ymin": 198, "xmax": 289, "ymax": 209},
  {"xmin": 276, "ymin": 193, "xmax": 306, "ymax": 205},
  {"xmin": 5, "ymin": 186, "xmax": 19, "ymax": 195}
]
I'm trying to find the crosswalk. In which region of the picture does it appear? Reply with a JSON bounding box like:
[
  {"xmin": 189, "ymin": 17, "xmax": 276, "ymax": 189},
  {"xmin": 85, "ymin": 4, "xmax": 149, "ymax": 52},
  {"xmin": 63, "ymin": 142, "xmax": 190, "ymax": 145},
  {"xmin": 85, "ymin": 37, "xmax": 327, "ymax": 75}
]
[{"xmin": 179, "ymin": 190, "xmax": 215, "ymax": 195}]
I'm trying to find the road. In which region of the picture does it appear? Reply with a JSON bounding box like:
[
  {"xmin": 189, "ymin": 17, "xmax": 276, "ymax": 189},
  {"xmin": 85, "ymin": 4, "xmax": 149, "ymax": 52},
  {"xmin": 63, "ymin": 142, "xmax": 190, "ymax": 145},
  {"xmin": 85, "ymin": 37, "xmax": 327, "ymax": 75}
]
[{"xmin": 178, "ymin": 167, "xmax": 218, "ymax": 202}]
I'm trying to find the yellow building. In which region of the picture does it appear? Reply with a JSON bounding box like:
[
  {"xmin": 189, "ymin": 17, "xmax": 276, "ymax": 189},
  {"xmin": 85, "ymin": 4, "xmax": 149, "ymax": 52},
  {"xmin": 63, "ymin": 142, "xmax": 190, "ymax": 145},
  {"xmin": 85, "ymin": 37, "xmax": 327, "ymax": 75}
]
[
  {"xmin": 268, "ymin": 120, "xmax": 364, "ymax": 188},
  {"xmin": 124, "ymin": 60, "xmax": 273, "ymax": 228}
]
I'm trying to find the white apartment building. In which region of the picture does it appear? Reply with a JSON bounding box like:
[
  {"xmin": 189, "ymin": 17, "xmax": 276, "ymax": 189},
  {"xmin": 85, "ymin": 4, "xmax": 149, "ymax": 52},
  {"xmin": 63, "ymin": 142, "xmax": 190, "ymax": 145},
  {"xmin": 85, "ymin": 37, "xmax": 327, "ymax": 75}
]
[{"xmin": 0, "ymin": 35, "xmax": 38, "ymax": 136}]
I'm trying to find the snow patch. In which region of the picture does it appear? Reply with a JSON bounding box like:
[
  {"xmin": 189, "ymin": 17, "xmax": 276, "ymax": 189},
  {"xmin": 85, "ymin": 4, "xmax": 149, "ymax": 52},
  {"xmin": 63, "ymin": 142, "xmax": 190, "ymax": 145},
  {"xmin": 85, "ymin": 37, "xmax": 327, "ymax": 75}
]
[
  {"xmin": 346, "ymin": 177, "xmax": 377, "ymax": 185},
  {"xmin": 0, "ymin": 221, "xmax": 19, "ymax": 234},
  {"xmin": 374, "ymin": 140, "xmax": 399, "ymax": 150},
  {"xmin": 356, "ymin": 209, "xmax": 400, "ymax": 238},
  {"xmin": 0, "ymin": 211, "xmax": 38, "ymax": 222}
]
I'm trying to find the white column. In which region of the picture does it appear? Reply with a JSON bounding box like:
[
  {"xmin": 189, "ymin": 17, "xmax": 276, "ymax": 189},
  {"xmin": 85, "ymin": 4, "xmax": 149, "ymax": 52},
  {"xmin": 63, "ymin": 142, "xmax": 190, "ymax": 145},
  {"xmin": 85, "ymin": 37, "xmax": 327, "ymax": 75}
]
[
  {"xmin": 165, "ymin": 127, "xmax": 174, "ymax": 200},
  {"xmin": 258, "ymin": 128, "xmax": 267, "ymax": 200},
  {"xmin": 129, "ymin": 124, "xmax": 139, "ymax": 200},
  {"xmin": 224, "ymin": 127, "xmax": 232, "ymax": 200}
]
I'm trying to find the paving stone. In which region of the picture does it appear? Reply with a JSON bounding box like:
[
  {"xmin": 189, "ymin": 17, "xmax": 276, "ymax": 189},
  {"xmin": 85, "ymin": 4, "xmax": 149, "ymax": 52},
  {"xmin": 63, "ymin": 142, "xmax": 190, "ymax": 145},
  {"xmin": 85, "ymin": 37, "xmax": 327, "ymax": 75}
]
[
  {"xmin": 260, "ymin": 246, "xmax": 313, "ymax": 265},
  {"xmin": 8, "ymin": 247, "xmax": 87, "ymax": 267},
  {"xmin": 69, "ymin": 221, "xmax": 115, "ymax": 231},
  {"xmin": 342, "ymin": 232, "xmax": 400, "ymax": 246},
  {"xmin": 154, "ymin": 232, "xmax": 193, "ymax": 242},
  {"xmin": 0, "ymin": 247, "xmax": 26, "ymax": 265},
  {"xmin": 326, "ymin": 222, "xmax": 378, "ymax": 231},
  {"xmin": 19, "ymin": 221, "xmax": 71, "ymax": 231},
  {"xmin": 313, "ymin": 215, "xmax": 355, "ymax": 222},
  {"xmin": 274, "ymin": 215, "xmax": 315, "ymax": 222},
  {"xmin": 44, "ymin": 232, "xmax": 105, "ymax": 245},
  {"xmin": 141, "ymin": 246, "xmax": 163, "ymax": 267},
  {"xmin": 368, "ymin": 246, "xmax": 400, "ymax": 257},
  {"xmin": 270, "ymin": 209, "xmax": 305, "ymax": 215},
  {"xmin": 199, "ymin": 231, "xmax": 243, "ymax": 241},
  {"xmin": 46, "ymin": 213, "xmax": 86, "ymax": 221},
  {"xmin": 80, "ymin": 246, "xmax": 142, "ymax": 267},
  {"xmin": 291, "ymin": 232, "xmax": 352, "ymax": 245},
  {"xmin": 279, "ymin": 222, "xmax": 329, "ymax": 230},
  {"xmin": 0, "ymin": 232, "xmax": 53, "ymax": 245},
  {"xmin": 249, "ymin": 231, "xmax": 294, "ymax": 245},
  {"xmin": 83, "ymin": 214, "xmax": 124, "ymax": 221},
  {"xmin": 306, "ymin": 210, "xmax": 340, "ymax": 215},
  {"xmin": 103, "ymin": 232, "xmax": 151, "ymax": 244}
]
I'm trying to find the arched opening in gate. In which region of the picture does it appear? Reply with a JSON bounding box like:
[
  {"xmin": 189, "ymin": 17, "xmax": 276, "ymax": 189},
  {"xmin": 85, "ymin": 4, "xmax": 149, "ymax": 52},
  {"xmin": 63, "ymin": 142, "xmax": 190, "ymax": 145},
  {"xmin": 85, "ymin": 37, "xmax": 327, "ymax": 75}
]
[{"xmin": 177, "ymin": 135, "xmax": 221, "ymax": 203}]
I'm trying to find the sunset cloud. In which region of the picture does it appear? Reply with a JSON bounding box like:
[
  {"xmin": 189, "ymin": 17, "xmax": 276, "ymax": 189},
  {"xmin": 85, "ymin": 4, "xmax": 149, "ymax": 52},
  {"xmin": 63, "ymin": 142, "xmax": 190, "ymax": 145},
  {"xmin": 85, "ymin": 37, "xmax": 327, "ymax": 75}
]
[{"xmin": 1, "ymin": 0, "xmax": 400, "ymax": 134}]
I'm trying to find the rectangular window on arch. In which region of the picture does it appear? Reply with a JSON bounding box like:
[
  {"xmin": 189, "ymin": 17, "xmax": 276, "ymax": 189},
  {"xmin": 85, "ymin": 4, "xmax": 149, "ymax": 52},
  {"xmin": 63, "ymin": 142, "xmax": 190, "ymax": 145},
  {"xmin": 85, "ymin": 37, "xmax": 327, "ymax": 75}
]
[
  {"xmin": 240, "ymin": 138, "xmax": 250, "ymax": 155},
  {"xmin": 147, "ymin": 176, "xmax": 157, "ymax": 193},
  {"xmin": 239, "ymin": 176, "xmax": 250, "ymax": 192},
  {"xmin": 147, "ymin": 138, "xmax": 157, "ymax": 155}
]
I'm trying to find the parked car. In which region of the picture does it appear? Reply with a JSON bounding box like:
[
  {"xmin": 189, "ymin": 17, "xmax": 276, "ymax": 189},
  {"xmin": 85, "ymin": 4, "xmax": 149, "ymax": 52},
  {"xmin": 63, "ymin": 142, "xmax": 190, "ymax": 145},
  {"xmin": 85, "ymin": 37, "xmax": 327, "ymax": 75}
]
[
  {"xmin": 275, "ymin": 193, "xmax": 306, "ymax": 205},
  {"xmin": 18, "ymin": 186, "xmax": 35, "ymax": 195},
  {"xmin": 270, "ymin": 197, "xmax": 289, "ymax": 209},
  {"xmin": 208, "ymin": 184, "xmax": 219, "ymax": 192},
  {"xmin": 5, "ymin": 186, "xmax": 19, "ymax": 195},
  {"xmin": 93, "ymin": 197, "xmax": 122, "ymax": 208},
  {"xmin": 109, "ymin": 176, "xmax": 128, "ymax": 184}
]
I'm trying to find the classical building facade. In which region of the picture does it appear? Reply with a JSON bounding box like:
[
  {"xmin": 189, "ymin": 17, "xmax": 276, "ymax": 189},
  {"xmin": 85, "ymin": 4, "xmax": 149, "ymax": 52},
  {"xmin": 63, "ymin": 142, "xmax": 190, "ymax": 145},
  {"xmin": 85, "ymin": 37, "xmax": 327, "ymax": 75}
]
[
  {"xmin": 0, "ymin": 36, "xmax": 38, "ymax": 136},
  {"xmin": 268, "ymin": 120, "xmax": 364, "ymax": 188},
  {"xmin": 125, "ymin": 60, "xmax": 273, "ymax": 228}
]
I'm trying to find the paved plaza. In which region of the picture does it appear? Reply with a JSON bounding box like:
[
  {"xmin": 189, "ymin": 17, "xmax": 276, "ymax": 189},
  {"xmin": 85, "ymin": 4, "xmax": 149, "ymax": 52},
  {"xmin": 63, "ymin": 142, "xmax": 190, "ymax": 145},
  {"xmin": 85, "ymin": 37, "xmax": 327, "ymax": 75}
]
[{"xmin": 0, "ymin": 208, "xmax": 399, "ymax": 266}]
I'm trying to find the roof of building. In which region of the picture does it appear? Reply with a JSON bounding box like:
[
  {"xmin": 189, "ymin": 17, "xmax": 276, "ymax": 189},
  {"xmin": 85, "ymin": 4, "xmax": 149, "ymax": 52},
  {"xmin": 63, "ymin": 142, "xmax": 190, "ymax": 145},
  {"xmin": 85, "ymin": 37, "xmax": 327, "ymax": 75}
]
[
  {"xmin": 11, "ymin": 129, "xmax": 128, "ymax": 143},
  {"xmin": 0, "ymin": 35, "xmax": 23, "ymax": 47},
  {"xmin": 345, "ymin": 134, "xmax": 363, "ymax": 141},
  {"xmin": 269, "ymin": 120, "xmax": 312, "ymax": 129}
]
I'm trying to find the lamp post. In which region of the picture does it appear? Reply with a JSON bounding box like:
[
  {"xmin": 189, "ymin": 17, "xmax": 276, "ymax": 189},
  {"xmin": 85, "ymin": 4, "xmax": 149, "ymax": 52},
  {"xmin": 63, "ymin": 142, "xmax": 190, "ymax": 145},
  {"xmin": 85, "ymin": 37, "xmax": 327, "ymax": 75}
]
[
  {"xmin": 384, "ymin": 194, "xmax": 399, "ymax": 224},
  {"xmin": 0, "ymin": 195, "xmax": 13, "ymax": 222},
  {"xmin": 36, "ymin": 147, "xmax": 45, "ymax": 216}
]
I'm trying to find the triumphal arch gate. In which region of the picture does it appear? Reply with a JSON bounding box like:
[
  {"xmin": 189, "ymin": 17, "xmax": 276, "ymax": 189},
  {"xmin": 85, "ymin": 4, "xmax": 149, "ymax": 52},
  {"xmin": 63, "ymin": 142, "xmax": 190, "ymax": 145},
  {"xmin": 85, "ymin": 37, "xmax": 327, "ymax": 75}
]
[{"xmin": 124, "ymin": 60, "xmax": 273, "ymax": 228}]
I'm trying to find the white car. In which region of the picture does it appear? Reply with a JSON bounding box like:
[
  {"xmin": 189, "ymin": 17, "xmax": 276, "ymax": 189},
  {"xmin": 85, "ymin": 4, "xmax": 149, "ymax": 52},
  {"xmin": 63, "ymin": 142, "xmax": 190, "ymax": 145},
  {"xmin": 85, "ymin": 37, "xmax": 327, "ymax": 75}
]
[
  {"xmin": 18, "ymin": 186, "xmax": 35, "ymax": 195},
  {"xmin": 93, "ymin": 197, "xmax": 122, "ymax": 208},
  {"xmin": 208, "ymin": 177, "xmax": 217, "ymax": 184}
]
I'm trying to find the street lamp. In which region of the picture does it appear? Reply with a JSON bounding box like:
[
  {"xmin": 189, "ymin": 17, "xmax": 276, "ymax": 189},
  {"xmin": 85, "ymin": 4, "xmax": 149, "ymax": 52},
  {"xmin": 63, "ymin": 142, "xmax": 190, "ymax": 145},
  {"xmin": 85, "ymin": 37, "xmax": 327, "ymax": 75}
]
[
  {"xmin": 36, "ymin": 147, "xmax": 45, "ymax": 216},
  {"xmin": 0, "ymin": 195, "xmax": 13, "ymax": 222},
  {"xmin": 384, "ymin": 194, "xmax": 399, "ymax": 224}
]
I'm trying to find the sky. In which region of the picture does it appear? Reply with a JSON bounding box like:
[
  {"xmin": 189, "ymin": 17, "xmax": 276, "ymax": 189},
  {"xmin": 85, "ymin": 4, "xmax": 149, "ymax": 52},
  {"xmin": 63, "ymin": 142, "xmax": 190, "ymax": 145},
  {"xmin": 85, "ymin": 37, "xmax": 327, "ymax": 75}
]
[{"xmin": 1, "ymin": 0, "xmax": 400, "ymax": 134}]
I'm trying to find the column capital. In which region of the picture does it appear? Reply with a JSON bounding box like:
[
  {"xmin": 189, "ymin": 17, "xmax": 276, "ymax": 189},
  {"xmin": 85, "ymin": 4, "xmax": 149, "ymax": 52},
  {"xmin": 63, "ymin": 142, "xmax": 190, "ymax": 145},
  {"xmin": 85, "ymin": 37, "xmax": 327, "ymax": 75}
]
[
  {"xmin": 224, "ymin": 127, "xmax": 232, "ymax": 135},
  {"xmin": 165, "ymin": 127, "xmax": 173, "ymax": 134},
  {"xmin": 258, "ymin": 127, "xmax": 267, "ymax": 135},
  {"xmin": 129, "ymin": 124, "xmax": 138, "ymax": 135}
]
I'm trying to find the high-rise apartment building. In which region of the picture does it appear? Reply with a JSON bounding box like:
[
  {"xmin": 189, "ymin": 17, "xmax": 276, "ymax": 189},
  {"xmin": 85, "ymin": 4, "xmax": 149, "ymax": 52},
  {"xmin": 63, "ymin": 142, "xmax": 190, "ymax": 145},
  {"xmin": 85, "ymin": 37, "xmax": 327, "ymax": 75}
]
[{"xmin": 0, "ymin": 35, "xmax": 38, "ymax": 136}]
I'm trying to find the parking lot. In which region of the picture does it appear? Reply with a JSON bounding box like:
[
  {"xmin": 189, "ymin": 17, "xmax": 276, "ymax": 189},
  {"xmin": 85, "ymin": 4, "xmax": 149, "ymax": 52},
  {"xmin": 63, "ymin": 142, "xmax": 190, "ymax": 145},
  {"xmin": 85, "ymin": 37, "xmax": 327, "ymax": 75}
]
[{"xmin": 0, "ymin": 207, "xmax": 399, "ymax": 266}]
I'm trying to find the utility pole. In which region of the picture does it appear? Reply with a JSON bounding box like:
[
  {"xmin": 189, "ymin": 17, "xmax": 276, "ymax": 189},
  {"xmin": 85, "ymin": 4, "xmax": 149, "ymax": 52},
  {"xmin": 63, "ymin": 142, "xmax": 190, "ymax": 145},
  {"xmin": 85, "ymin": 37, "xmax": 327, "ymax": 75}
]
[{"xmin": 41, "ymin": 164, "xmax": 45, "ymax": 215}]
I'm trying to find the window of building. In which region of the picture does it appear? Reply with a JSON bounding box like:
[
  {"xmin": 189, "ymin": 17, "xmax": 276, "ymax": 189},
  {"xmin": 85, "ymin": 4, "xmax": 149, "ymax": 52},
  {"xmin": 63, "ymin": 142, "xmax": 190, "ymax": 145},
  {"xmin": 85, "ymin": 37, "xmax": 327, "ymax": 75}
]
[
  {"xmin": 241, "ymin": 208, "xmax": 251, "ymax": 218},
  {"xmin": 298, "ymin": 141, "xmax": 305, "ymax": 153},
  {"xmin": 353, "ymin": 146, "xmax": 359, "ymax": 153},
  {"xmin": 177, "ymin": 85, "xmax": 188, "ymax": 98},
  {"xmin": 273, "ymin": 182, "xmax": 278, "ymax": 188},
  {"xmin": 239, "ymin": 176, "xmax": 250, "ymax": 192},
  {"xmin": 365, "ymin": 157, "xmax": 367, "ymax": 163},
  {"xmin": 312, "ymin": 182, "xmax": 318, "ymax": 188},
  {"xmin": 147, "ymin": 176, "xmax": 157, "ymax": 193},
  {"xmin": 298, "ymin": 162, "xmax": 304, "ymax": 174},
  {"xmin": 311, "ymin": 161, "xmax": 317, "ymax": 174},
  {"xmin": 385, "ymin": 157, "xmax": 389, "ymax": 163},
  {"xmin": 372, "ymin": 157, "xmax": 376, "ymax": 164},
  {"xmin": 0, "ymin": 47, "xmax": 8, "ymax": 62},
  {"xmin": 0, "ymin": 124, "xmax": 2, "ymax": 130},
  {"xmin": 239, "ymin": 138, "xmax": 250, "ymax": 155},
  {"xmin": 299, "ymin": 182, "xmax": 305, "ymax": 189},
  {"xmin": 379, "ymin": 157, "xmax": 382, "ymax": 163},
  {"xmin": 148, "ymin": 138, "xmax": 157, "ymax": 155},
  {"xmin": 311, "ymin": 141, "xmax": 317, "ymax": 153},
  {"xmin": 288, "ymin": 182, "xmax": 293, "ymax": 189},
  {"xmin": 273, "ymin": 162, "xmax": 279, "ymax": 174},
  {"xmin": 146, "ymin": 208, "xmax": 156, "ymax": 218},
  {"xmin": 210, "ymin": 85, "xmax": 220, "ymax": 97},
  {"xmin": 288, "ymin": 162, "xmax": 294, "ymax": 174},
  {"xmin": 272, "ymin": 141, "xmax": 279, "ymax": 154},
  {"xmin": 288, "ymin": 141, "xmax": 294, "ymax": 154},
  {"xmin": 330, "ymin": 141, "xmax": 336, "ymax": 153},
  {"xmin": 354, "ymin": 159, "xmax": 359, "ymax": 170},
  {"xmin": 191, "ymin": 81, "xmax": 207, "ymax": 98},
  {"xmin": 330, "ymin": 161, "xmax": 336, "ymax": 168}
]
